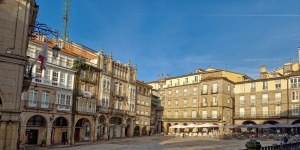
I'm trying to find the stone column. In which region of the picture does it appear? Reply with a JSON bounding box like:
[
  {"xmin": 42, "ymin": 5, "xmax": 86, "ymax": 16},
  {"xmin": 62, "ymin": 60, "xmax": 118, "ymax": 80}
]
[
  {"xmin": 70, "ymin": 127, "xmax": 75, "ymax": 146},
  {"xmin": 103, "ymin": 124, "xmax": 108, "ymax": 140},
  {"xmin": 139, "ymin": 126, "xmax": 142, "ymax": 136},
  {"xmin": 46, "ymin": 127, "xmax": 52, "ymax": 147},
  {"xmin": 0, "ymin": 122, "xmax": 7, "ymax": 150},
  {"xmin": 158, "ymin": 121, "xmax": 162, "ymax": 134},
  {"xmin": 19, "ymin": 125, "xmax": 26, "ymax": 148},
  {"xmin": 4, "ymin": 122, "xmax": 19, "ymax": 150},
  {"xmin": 130, "ymin": 120, "xmax": 134, "ymax": 137},
  {"xmin": 113, "ymin": 124, "xmax": 116, "ymax": 138},
  {"xmin": 90, "ymin": 122, "xmax": 95, "ymax": 142},
  {"xmin": 121, "ymin": 124, "xmax": 126, "ymax": 138},
  {"xmin": 67, "ymin": 127, "xmax": 71, "ymax": 145}
]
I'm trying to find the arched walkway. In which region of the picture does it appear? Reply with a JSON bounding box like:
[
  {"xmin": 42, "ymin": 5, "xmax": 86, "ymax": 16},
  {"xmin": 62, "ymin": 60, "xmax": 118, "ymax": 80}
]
[
  {"xmin": 125, "ymin": 118, "xmax": 132, "ymax": 137},
  {"xmin": 25, "ymin": 115, "xmax": 47, "ymax": 145},
  {"xmin": 263, "ymin": 120, "xmax": 279, "ymax": 125},
  {"xmin": 292, "ymin": 120, "xmax": 300, "ymax": 134},
  {"xmin": 74, "ymin": 118, "xmax": 91, "ymax": 142},
  {"xmin": 51, "ymin": 117, "xmax": 69, "ymax": 144},
  {"xmin": 166, "ymin": 123, "xmax": 171, "ymax": 133},
  {"xmin": 142, "ymin": 126, "xmax": 147, "ymax": 135},
  {"xmin": 109, "ymin": 117, "xmax": 123, "ymax": 138},
  {"xmin": 97, "ymin": 115, "xmax": 106, "ymax": 140},
  {"xmin": 242, "ymin": 120, "xmax": 257, "ymax": 125},
  {"xmin": 134, "ymin": 126, "xmax": 140, "ymax": 136}
]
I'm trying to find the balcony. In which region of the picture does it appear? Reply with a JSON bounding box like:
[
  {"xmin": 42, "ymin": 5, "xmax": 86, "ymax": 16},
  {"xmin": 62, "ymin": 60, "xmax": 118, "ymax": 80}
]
[
  {"xmin": 97, "ymin": 106, "xmax": 110, "ymax": 113},
  {"xmin": 24, "ymin": 100, "xmax": 54, "ymax": 110},
  {"xmin": 175, "ymin": 83, "xmax": 180, "ymax": 86},
  {"xmin": 183, "ymin": 81, "xmax": 188, "ymax": 85},
  {"xmin": 102, "ymin": 70, "xmax": 112, "ymax": 76},
  {"xmin": 79, "ymin": 75, "xmax": 97, "ymax": 84},
  {"xmin": 201, "ymin": 102, "xmax": 208, "ymax": 107},
  {"xmin": 129, "ymin": 79, "xmax": 136, "ymax": 84},
  {"xmin": 156, "ymin": 106, "xmax": 164, "ymax": 111},
  {"xmin": 163, "ymin": 115, "xmax": 221, "ymax": 121},
  {"xmin": 210, "ymin": 102, "xmax": 218, "ymax": 107},
  {"xmin": 102, "ymin": 87, "xmax": 110, "ymax": 93},
  {"xmin": 251, "ymin": 88, "xmax": 256, "ymax": 92},
  {"xmin": 201, "ymin": 90, "xmax": 208, "ymax": 95},
  {"xmin": 211, "ymin": 89, "xmax": 218, "ymax": 94},
  {"xmin": 262, "ymin": 86, "xmax": 268, "ymax": 90},
  {"xmin": 233, "ymin": 112, "xmax": 282, "ymax": 119},
  {"xmin": 57, "ymin": 104, "xmax": 71, "ymax": 111},
  {"xmin": 126, "ymin": 111, "xmax": 136, "ymax": 117},
  {"xmin": 113, "ymin": 92, "xmax": 127, "ymax": 98},
  {"xmin": 192, "ymin": 80, "xmax": 199, "ymax": 83}
]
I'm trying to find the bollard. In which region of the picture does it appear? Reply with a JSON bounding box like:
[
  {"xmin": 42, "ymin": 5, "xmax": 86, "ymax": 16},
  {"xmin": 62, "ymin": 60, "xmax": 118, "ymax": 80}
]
[{"xmin": 245, "ymin": 139, "xmax": 262, "ymax": 150}]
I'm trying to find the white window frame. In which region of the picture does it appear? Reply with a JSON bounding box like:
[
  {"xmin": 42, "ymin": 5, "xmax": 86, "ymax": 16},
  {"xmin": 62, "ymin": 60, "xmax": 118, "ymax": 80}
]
[
  {"xmin": 240, "ymin": 96, "xmax": 245, "ymax": 105},
  {"xmin": 262, "ymin": 94, "xmax": 268, "ymax": 103},
  {"xmin": 292, "ymin": 104, "xmax": 299, "ymax": 116}
]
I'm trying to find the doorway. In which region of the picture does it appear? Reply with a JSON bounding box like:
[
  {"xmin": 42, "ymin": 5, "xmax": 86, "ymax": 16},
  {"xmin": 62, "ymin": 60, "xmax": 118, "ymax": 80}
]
[
  {"xmin": 74, "ymin": 128, "xmax": 80, "ymax": 141},
  {"xmin": 25, "ymin": 130, "xmax": 38, "ymax": 145}
]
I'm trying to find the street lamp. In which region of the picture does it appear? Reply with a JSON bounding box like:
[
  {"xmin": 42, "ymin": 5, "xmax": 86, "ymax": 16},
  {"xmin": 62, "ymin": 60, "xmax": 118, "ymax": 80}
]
[{"xmin": 52, "ymin": 44, "xmax": 60, "ymax": 59}]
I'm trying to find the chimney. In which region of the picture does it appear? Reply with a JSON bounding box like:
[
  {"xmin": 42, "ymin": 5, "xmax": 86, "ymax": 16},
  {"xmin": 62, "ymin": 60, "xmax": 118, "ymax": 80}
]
[
  {"xmin": 260, "ymin": 65, "xmax": 267, "ymax": 79},
  {"xmin": 283, "ymin": 62, "xmax": 292, "ymax": 74}
]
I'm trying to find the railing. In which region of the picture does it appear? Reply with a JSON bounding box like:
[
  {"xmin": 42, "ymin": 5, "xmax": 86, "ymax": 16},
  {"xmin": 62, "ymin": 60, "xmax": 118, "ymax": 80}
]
[
  {"xmin": 97, "ymin": 106, "xmax": 110, "ymax": 113},
  {"xmin": 102, "ymin": 70, "xmax": 112, "ymax": 76},
  {"xmin": 57, "ymin": 104, "xmax": 71, "ymax": 110},
  {"xmin": 25, "ymin": 100, "xmax": 54, "ymax": 110},
  {"xmin": 211, "ymin": 102, "xmax": 218, "ymax": 107},
  {"xmin": 126, "ymin": 111, "xmax": 136, "ymax": 117},
  {"xmin": 241, "ymin": 142, "xmax": 300, "ymax": 150},
  {"xmin": 262, "ymin": 86, "xmax": 268, "ymax": 90},
  {"xmin": 175, "ymin": 83, "xmax": 180, "ymax": 86},
  {"xmin": 102, "ymin": 87, "xmax": 110, "ymax": 93},
  {"xmin": 192, "ymin": 80, "xmax": 199, "ymax": 83},
  {"xmin": 234, "ymin": 112, "xmax": 282, "ymax": 119},
  {"xmin": 201, "ymin": 90, "xmax": 208, "ymax": 95},
  {"xmin": 163, "ymin": 115, "xmax": 221, "ymax": 121},
  {"xmin": 79, "ymin": 75, "xmax": 97, "ymax": 84},
  {"xmin": 250, "ymin": 87, "xmax": 256, "ymax": 92},
  {"xmin": 211, "ymin": 89, "xmax": 218, "ymax": 94},
  {"xmin": 201, "ymin": 102, "xmax": 208, "ymax": 107}
]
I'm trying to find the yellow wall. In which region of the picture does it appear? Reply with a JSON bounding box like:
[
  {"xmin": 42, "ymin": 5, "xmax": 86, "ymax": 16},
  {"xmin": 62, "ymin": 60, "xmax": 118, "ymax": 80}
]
[
  {"xmin": 221, "ymin": 71, "xmax": 245, "ymax": 83},
  {"xmin": 165, "ymin": 74, "xmax": 201, "ymax": 85}
]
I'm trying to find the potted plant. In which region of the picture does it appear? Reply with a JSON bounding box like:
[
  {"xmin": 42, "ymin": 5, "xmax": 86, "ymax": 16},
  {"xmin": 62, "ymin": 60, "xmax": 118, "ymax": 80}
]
[
  {"xmin": 41, "ymin": 139, "xmax": 46, "ymax": 147},
  {"xmin": 63, "ymin": 137, "xmax": 68, "ymax": 145},
  {"xmin": 97, "ymin": 133, "xmax": 100, "ymax": 140},
  {"xmin": 137, "ymin": 131, "xmax": 140, "ymax": 136}
]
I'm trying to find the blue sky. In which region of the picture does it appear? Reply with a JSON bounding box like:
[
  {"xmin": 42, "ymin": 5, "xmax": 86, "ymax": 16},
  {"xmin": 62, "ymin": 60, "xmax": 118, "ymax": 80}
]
[{"xmin": 36, "ymin": 0, "xmax": 300, "ymax": 81}]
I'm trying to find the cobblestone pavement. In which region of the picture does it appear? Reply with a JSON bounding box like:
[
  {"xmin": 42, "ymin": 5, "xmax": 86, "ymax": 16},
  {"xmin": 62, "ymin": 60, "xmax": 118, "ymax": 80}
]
[{"xmin": 27, "ymin": 135, "xmax": 283, "ymax": 150}]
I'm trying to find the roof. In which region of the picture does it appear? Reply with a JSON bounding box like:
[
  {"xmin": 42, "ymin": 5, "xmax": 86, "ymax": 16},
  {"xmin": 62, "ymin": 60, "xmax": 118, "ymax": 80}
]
[
  {"xmin": 137, "ymin": 80, "xmax": 153, "ymax": 88},
  {"xmin": 201, "ymin": 76, "xmax": 235, "ymax": 84},
  {"xmin": 288, "ymin": 70, "xmax": 300, "ymax": 77}
]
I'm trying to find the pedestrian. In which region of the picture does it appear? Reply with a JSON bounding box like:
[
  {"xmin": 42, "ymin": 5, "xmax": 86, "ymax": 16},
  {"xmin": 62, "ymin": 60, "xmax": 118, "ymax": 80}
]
[{"xmin": 282, "ymin": 134, "xmax": 288, "ymax": 143}]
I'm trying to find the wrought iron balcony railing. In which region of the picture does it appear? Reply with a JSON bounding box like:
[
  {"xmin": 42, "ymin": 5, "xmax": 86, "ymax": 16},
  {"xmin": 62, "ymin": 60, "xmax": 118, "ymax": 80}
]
[{"xmin": 24, "ymin": 100, "xmax": 54, "ymax": 110}]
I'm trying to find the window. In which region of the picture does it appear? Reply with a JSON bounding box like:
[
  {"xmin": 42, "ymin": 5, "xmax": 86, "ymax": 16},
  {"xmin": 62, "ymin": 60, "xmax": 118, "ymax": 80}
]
[
  {"xmin": 67, "ymin": 59, "xmax": 72, "ymax": 67},
  {"xmin": 41, "ymin": 91, "xmax": 50, "ymax": 108},
  {"xmin": 168, "ymin": 90, "xmax": 171, "ymax": 97},
  {"xmin": 212, "ymin": 83, "xmax": 217, "ymax": 93},
  {"xmin": 35, "ymin": 66, "xmax": 41, "ymax": 79},
  {"xmin": 168, "ymin": 100, "xmax": 171, "ymax": 108},
  {"xmin": 101, "ymin": 95, "xmax": 109, "ymax": 107},
  {"xmin": 67, "ymin": 75, "xmax": 73, "ymax": 88},
  {"xmin": 262, "ymin": 81, "xmax": 268, "ymax": 90},
  {"xmin": 202, "ymin": 111, "xmax": 207, "ymax": 118},
  {"xmin": 203, "ymin": 85, "xmax": 207, "ymax": 93},
  {"xmin": 240, "ymin": 108, "xmax": 244, "ymax": 117},
  {"xmin": 192, "ymin": 110, "xmax": 196, "ymax": 118},
  {"xmin": 194, "ymin": 76, "xmax": 198, "ymax": 82},
  {"xmin": 89, "ymin": 72, "xmax": 93, "ymax": 80},
  {"xmin": 251, "ymin": 107, "xmax": 256, "ymax": 117},
  {"xmin": 292, "ymin": 105, "xmax": 299, "ymax": 116},
  {"xmin": 183, "ymin": 99, "xmax": 187, "ymax": 107},
  {"xmin": 175, "ymin": 100, "xmax": 178, "ymax": 107},
  {"xmin": 262, "ymin": 94, "xmax": 268, "ymax": 103},
  {"xmin": 184, "ymin": 78, "xmax": 188, "ymax": 84},
  {"xmin": 80, "ymin": 70, "xmax": 84, "ymax": 78},
  {"xmin": 174, "ymin": 111, "xmax": 178, "ymax": 118},
  {"xmin": 103, "ymin": 64, "xmax": 107, "ymax": 72},
  {"xmin": 146, "ymin": 98, "xmax": 148, "ymax": 105},
  {"xmin": 169, "ymin": 80, "xmax": 172, "ymax": 86},
  {"xmin": 240, "ymin": 96, "xmax": 245, "ymax": 105},
  {"xmin": 263, "ymin": 106, "xmax": 268, "ymax": 116},
  {"xmin": 177, "ymin": 79, "xmax": 180, "ymax": 85},
  {"xmin": 193, "ymin": 87, "xmax": 197, "ymax": 95},
  {"xmin": 290, "ymin": 78, "xmax": 300, "ymax": 88},
  {"xmin": 275, "ymin": 106, "xmax": 281, "ymax": 116},
  {"xmin": 212, "ymin": 110, "xmax": 217, "ymax": 118},
  {"xmin": 193, "ymin": 98, "xmax": 197, "ymax": 106},
  {"xmin": 119, "ymin": 84, "xmax": 123, "ymax": 94},
  {"xmin": 183, "ymin": 111, "xmax": 187, "ymax": 118},
  {"xmin": 175, "ymin": 89, "xmax": 179, "ymax": 97},
  {"xmin": 251, "ymin": 83, "xmax": 256, "ymax": 91},
  {"xmin": 275, "ymin": 93, "xmax": 281, "ymax": 102},
  {"xmin": 240, "ymin": 84, "xmax": 245, "ymax": 92},
  {"xmin": 114, "ymin": 83, "xmax": 118, "ymax": 93},
  {"xmin": 44, "ymin": 70, "xmax": 51, "ymax": 84},
  {"xmin": 250, "ymin": 95, "xmax": 256, "ymax": 104},
  {"xmin": 213, "ymin": 97, "xmax": 217, "ymax": 105},
  {"xmin": 60, "ymin": 72, "xmax": 65, "ymax": 86},
  {"xmin": 203, "ymin": 98, "xmax": 207, "ymax": 106},
  {"xmin": 227, "ymin": 85, "xmax": 230, "ymax": 92},
  {"xmin": 275, "ymin": 80, "xmax": 281, "ymax": 89},
  {"xmin": 183, "ymin": 88, "xmax": 187, "ymax": 96},
  {"xmin": 167, "ymin": 111, "xmax": 171, "ymax": 118},
  {"xmin": 88, "ymin": 86, "xmax": 93, "ymax": 93},
  {"xmin": 52, "ymin": 71, "xmax": 58, "ymax": 86},
  {"xmin": 292, "ymin": 91, "xmax": 299, "ymax": 101},
  {"xmin": 28, "ymin": 90, "xmax": 38, "ymax": 107},
  {"xmin": 57, "ymin": 94, "xmax": 71, "ymax": 110}
]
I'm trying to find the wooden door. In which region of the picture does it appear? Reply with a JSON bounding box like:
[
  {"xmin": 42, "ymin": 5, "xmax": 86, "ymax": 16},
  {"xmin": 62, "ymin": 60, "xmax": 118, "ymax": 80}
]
[{"xmin": 74, "ymin": 128, "xmax": 80, "ymax": 141}]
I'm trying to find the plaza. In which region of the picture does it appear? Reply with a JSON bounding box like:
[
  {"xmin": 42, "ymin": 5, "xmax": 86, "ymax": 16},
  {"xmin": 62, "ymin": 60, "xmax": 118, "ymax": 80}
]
[{"xmin": 25, "ymin": 134, "xmax": 283, "ymax": 150}]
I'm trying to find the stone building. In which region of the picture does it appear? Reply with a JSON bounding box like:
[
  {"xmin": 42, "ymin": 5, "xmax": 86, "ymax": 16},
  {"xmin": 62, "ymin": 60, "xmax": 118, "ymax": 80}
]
[
  {"xmin": 19, "ymin": 36, "xmax": 76, "ymax": 146},
  {"xmin": 150, "ymin": 89, "xmax": 164, "ymax": 134},
  {"xmin": 134, "ymin": 80, "xmax": 152, "ymax": 136},
  {"xmin": 147, "ymin": 68, "xmax": 251, "ymax": 134},
  {"xmin": 234, "ymin": 60, "xmax": 300, "ymax": 130},
  {"xmin": 0, "ymin": 0, "xmax": 38, "ymax": 149}
]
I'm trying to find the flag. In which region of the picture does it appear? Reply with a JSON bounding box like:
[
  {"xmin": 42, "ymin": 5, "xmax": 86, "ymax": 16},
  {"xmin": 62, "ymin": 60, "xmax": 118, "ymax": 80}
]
[{"xmin": 38, "ymin": 40, "xmax": 48, "ymax": 73}]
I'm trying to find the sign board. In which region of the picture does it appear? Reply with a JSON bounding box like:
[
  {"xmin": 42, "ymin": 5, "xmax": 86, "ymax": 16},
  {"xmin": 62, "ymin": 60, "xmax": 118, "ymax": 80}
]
[{"xmin": 83, "ymin": 91, "xmax": 91, "ymax": 98}]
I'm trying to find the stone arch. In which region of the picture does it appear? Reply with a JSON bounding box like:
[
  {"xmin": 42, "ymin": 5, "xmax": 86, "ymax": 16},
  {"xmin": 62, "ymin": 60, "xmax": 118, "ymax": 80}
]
[
  {"xmin": 166, "ymin": 123, "xmax": 171, "ymax": 133},
  {"xmin": 134, "ymin": 125, "xmax": 140, "ymax": 136},
  {"xmin": 74, "ymin": 118, "xmax": 92, "ymax": 142},
  {"xmin": 262, "ymin": 120, "xmax": 279, "ymax": 125},
  {"xmin": 25, "ymin": 115, "xmax": 48, "ymax": 145},
  {"xmin": 51, "ymin": 116, "xmax": 71, "ymax": 127},
  {"xmin": 142, "ymin": 126, "xmax": 147, "ymax": 135},
  {"xmin": 74, "ymin": 117, "xmax": 93, "ymax": 127},
  {"xmin": 97, "ymin": 115, "xmax": 106, "ymax": 140},
  {"xmin": 125, "ymin": 118, "xmax": 132, "ymax": 137},
  {"xmin": 242, "ymin": 120, "xmax": 257, "ymax": 125},
  {"xmin": 51, "ymin": 117, "xmax": 69, "ymax": 144},
  {"xmin": 25, "ymin": 114, "xmax": 48, "ymax": 127}
]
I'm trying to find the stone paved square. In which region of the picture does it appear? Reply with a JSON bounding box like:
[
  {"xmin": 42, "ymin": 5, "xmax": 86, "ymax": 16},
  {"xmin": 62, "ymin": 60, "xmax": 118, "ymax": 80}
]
[{"xmin": 31, "ymin": 135, "xmax": 283, "ymax": 150}]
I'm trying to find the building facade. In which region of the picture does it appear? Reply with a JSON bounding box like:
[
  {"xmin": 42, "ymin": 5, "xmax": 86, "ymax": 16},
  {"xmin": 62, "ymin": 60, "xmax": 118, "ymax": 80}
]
[
  {"xmin": 20, "ymin": 36, "xmax": 76, "ymax": 146},
  {"xmin": 234, "ymin": 64, "xmax": 300, "ymax": 129},
  {"xmin": 147, "ymin": 68, "xmax": 251, "ymax": 134},
  {"xmin": 0, "ymin": 0, "xmax": 38, "ymax": 149},
  {"xmin": 150, "ymin": 89, "xmax": 164, "ymax": 134}
]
